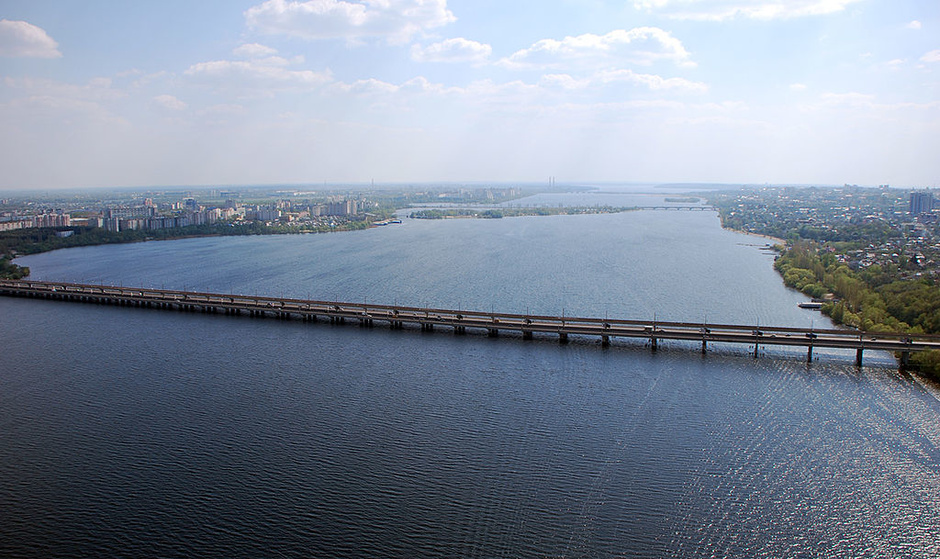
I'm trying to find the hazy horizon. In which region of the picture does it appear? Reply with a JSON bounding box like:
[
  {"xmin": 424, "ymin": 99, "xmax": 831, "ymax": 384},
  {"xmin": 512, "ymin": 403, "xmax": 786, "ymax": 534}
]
[{"xmin": 1, "ymin": 1, "xmax": 938, "ymax": 190}]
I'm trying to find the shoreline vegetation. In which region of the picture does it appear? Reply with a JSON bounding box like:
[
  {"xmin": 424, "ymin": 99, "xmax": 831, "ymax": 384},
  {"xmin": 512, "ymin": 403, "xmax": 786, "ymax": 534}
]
[
  {"xmin": 710, "ymin": 190, "xmax": 940, "ymax": 381},
  {"xmin": 0, "ymin": 219, "xmax": 379, "ymax": 279}
]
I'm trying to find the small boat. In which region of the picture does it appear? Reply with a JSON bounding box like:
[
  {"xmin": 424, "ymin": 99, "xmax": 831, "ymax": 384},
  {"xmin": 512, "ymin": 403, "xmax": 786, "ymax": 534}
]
[{"xmin": 798, "ymin": 302, "xmax": 823, "ymax": 310}]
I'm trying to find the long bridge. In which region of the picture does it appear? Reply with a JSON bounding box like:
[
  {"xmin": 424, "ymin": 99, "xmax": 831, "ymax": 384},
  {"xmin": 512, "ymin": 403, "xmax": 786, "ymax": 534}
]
[
  {"xmin": 3, "ymin": 279, "xmax": 938, "ymax": 368},
  {"xmin": 635, "ymin": 205, "xmax": 717, "ymax": 211}
]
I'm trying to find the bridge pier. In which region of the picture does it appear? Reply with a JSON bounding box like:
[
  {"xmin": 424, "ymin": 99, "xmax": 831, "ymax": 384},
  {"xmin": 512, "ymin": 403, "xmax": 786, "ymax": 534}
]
[
  {"xmin": 701, "ymin": 339, "xmax": 707, "ymax": 354},
  {"xmin": 601, "ymin": 335, "xmax": 610, "ymax": 347},
  {"xmin": 856, "ymin": 348, "xmax": 864, "ymax": 367},
  {"xmin": 559, "ymin": 332, "xmax": 568, "ymax": 344},
  {"xmin": 807, "ymin": 345, "xmax": 813, "ymax": 363},
  {"xmin": 522, "ymin": 330, "xmax": 532, "ymax": 340},
  {"xmin": 488, "ymin": 328, "xmax": 498, "ymax": 337},
  {"xmin": 455, "ymin": 326, "xmax": 466, "ymax": 335},
  {"xmin": 754, "ymin": 341, "xmax": 760, "ymax": 358},
  {"xmin": 650, "ymin": 337, "xmax": 658, "ymax": 351}
]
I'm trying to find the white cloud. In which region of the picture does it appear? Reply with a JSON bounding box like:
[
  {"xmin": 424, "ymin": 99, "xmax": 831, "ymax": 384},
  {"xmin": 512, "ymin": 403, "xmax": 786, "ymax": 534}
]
[
  {"xmin": 411, "ymin": 38, "xmax": 491, "ymax": 64},
  {"xmin": 152, "ymin": 94, "xmax": 188, "ymax": 112},
  {"xmin": 329, "ymin": 77, "xmax": 401, "ymax": 95},
  {"xmin": 184, "ymin": 57, "xmax": 333, "ymax": 91},
  {"xmin": 790, "ymin": 83, "xmax": 807, "ymax": 91},
  {"xmin": 540, "ymin": 74, "xmax": 592, "ymax": 90},
  {"xmin": 233, "ymin": 43, "xmax": 280, "ymax": 58},
  {"xmin": 921, "ymin": 50, "xmax": 940, "ymax": 63},
  {"xmin": 499, "ymin": 28, "xmax": 694, "ymax": 70},
  {"xmin": 906, "ymin": 20, "xmax": 922, "ymax": 30},
  {"xmin": 244, "ymin": 0, "xmax": 455, "ymax": 44},
  {"xmin": 632, "ymin": 0, "xmax": 864, "ymax": 21},
  {"xmin": 0, "ymin": 19, "xmax": 62, "ymax": 58},
  {"xmin": 597, "ymin": 69, "xmax": 708, "ymax": 93},
  {"xmin": 539, "ymin": 70, "xmax": 706, "ymax": 94}
]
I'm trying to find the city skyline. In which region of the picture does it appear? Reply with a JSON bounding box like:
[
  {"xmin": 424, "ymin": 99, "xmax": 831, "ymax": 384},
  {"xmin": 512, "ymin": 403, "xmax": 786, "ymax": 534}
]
[{"xmin": 1, "ymin": 0, "xmax": 938, "ymax": 190}]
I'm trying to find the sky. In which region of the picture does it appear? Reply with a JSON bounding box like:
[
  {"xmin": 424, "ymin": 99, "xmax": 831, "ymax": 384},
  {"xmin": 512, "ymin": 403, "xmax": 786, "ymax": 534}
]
[{"xmin": 0, "ymin": 0, "xmax": 938, "ymax": 190}]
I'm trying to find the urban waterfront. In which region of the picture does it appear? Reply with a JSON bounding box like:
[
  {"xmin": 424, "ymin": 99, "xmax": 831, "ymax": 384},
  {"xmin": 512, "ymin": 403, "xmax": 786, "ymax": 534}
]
[{"xmin": 2, "ymin": 193, "xmax": 939, "ymax": 557}]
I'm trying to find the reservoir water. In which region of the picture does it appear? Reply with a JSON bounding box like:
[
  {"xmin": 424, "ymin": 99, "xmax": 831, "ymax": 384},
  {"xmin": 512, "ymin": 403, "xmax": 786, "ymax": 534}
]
[{"xmin": 2, "ymin": 191, "xmax": 939, "ymax": 557}]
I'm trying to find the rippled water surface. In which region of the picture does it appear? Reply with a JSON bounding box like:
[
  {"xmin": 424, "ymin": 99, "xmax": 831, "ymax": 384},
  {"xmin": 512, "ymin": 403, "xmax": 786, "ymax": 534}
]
[{"xmin": 3, "ymin": 191, "xmax": 939, "ymax": 557}]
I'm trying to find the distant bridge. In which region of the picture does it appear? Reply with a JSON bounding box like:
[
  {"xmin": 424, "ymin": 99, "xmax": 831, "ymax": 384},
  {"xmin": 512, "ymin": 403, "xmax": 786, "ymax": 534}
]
[
  {"xmin": 635, "ymin": 206, "xmax": 717, "ymax": 211},
  {"xmin": 2, "ymin": 280, "xmax": 936, "ymax": 368}
]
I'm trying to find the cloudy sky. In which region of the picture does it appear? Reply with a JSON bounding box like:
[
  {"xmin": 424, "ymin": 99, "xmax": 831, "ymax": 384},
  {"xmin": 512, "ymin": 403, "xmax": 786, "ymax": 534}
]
[{"xmin": 0, "ymin": 0, "xmax": 938, "ymax": 189}]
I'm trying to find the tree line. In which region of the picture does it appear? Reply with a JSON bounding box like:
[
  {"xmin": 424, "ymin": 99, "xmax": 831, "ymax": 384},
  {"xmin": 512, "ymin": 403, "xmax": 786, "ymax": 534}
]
[{"xmin": 775, "ymin": 243, "xmax": 940, "ymax": 379}]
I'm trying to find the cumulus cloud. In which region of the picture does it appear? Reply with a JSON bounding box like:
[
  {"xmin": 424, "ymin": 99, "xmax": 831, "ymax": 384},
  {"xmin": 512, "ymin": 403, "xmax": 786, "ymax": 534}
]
[
  {"xmin": 906, "ymin": 20, "xmax": 922, "ymax": 30},
  {"xmin": 499, "ymin": 28, "xmax": 694, "ymax": 70},
  {"xmin": 411, "ymin": 38, "xmax": 491, "ymax": 64},
  {"xmin": 921, "ymin": 50, "xmax": 940, "ymax": 63},
  {"xmin": 0, "ymin": 19, "xmax": 62, "ymax": 58},
  {"xmin": 244, "ymin": 0, "xmax": 455, "ymax": 44},
  {"xmin": 631, "ymin": 0, "xmax": 864, "ymax": 21}
]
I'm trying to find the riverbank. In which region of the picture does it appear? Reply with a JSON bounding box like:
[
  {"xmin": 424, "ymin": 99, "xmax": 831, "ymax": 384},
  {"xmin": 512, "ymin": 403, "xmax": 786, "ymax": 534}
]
[{"xmin": 0, "ymin": 220, "xmax": 379, "ymax": 279}]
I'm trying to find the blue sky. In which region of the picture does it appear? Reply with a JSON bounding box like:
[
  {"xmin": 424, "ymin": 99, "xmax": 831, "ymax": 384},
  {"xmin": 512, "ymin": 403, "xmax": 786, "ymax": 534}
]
[{"xmin": 0, "ymin": 0, "xmax": 937, "ymax": 189}]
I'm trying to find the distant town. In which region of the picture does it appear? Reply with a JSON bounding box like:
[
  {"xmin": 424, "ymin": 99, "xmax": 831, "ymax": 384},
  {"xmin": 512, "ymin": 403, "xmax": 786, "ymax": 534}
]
[
  {"xmin": 708, "ymin": 184, "xmax": 940, "ymax": 282},
  {"xmin": 0, "ymin": 185, "xmax": 527, "ymax": 235}
]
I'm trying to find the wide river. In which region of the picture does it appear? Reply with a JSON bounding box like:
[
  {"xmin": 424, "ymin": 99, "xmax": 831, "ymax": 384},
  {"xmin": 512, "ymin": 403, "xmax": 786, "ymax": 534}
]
[{"xmin": 2, "ymin": 189, "xmax": 939, "ymax": 557}]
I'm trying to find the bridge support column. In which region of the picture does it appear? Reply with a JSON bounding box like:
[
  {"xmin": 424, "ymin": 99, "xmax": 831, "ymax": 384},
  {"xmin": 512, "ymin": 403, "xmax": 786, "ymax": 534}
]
[
  {"xmin": 807, "ymin": 345, "xmax": 813, "ymax": 363},
  {"xmin": 754, "ymin": 342, "xmax": 760, "ymax": 358},
  {"xmin": 856, "ymin": 348, "xmax": 864, "ymax": 368},
  {"xmin": 601, "ymin": 335, "xmax": 610, "ymax": 347},
  {"xmin": 488, "ymin": 328, "xmax": 498, "ymax": 337},
  {"xmin": 522, "ymin": 330, "xmax": 532, "ymax": 340},
  {"xmin": 559, "ymin": 332, "xmax": 568, "ymax": 344},
  {"xmin": 651, "ymin": 337, "xmax": 658, "ymax": 352},
  {"xmin": 900, "ymin": 351, "xmax": 911, "ymax": 369},
  {"xmin": 701, "ymin": 339, "xmax": 707, "ymax": 354},
  {"xmin": 455, "ymin": 326, "xmax": 466, "ymax": 335}
]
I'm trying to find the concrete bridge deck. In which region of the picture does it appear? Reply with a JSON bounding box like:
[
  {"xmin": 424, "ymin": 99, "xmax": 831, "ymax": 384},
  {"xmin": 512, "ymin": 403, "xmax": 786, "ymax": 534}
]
[{"xmin": 4, "ymin": 280, "xmax": 938, "ymax": 367}]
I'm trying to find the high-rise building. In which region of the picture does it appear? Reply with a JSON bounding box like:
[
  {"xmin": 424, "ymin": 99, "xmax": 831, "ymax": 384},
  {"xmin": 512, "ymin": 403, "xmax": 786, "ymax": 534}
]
[{"xmin": 909, "ymin": 191, "xmax": 934, "ymax": 215}]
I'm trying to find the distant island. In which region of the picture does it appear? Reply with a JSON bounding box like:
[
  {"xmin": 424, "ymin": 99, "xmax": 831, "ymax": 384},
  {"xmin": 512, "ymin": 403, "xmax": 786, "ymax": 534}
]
[{"xmin": 409, "ymin": 206, "xmax": 637, "ymax": 220}]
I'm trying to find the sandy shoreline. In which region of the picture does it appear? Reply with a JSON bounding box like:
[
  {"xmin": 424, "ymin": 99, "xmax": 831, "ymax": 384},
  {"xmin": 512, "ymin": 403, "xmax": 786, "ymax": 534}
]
[{"xmin": 739, "ymin": 231, "xmax": 786, "ymax": 245}]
